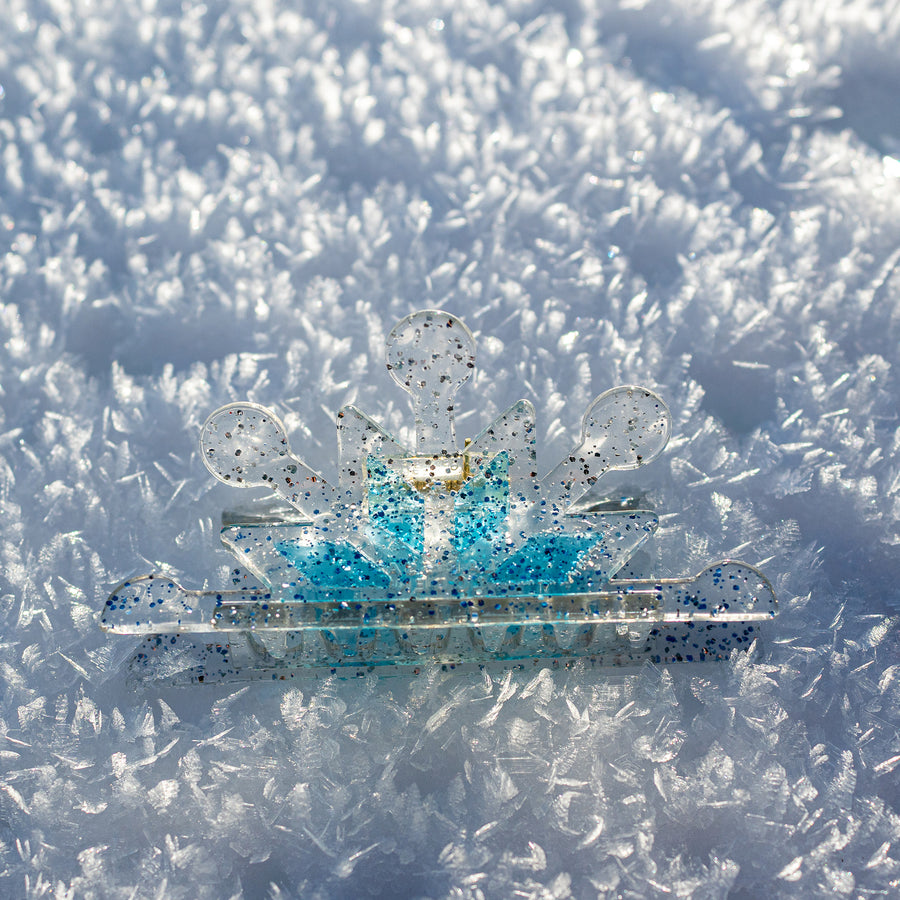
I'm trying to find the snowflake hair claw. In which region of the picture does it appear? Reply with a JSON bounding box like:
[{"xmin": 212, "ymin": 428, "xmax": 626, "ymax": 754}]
[{"xmin": 101, "ymin": 309, "xmax": 777, "ymax": 683}]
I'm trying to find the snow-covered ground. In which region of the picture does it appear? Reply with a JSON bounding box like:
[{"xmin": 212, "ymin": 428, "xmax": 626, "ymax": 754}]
[{"xmin": 2, "ymin": 0, "xmax": 900, "ymax": 896}]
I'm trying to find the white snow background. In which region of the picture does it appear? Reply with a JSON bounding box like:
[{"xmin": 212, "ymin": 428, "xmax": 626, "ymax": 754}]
[{"xmin": 2, "ymin": 0, "xmax": 900, "ymax": 896}]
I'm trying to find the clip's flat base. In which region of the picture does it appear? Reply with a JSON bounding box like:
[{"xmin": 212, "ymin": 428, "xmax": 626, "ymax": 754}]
[
  {"xmin": 103, "ymin": 560, "xmax": 775, "ymax": 683},
  {"xmin": 126, "ymin": 616, "xmax": 768, "ymax": 685}
]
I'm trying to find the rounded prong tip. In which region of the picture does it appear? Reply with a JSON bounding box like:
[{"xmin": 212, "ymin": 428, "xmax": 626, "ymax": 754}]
[
  {"xmin": 199, "ymin": 402, "xmax": 290, "ymax": 486},
  {"xmin": 384, "ymin": 309, "xmax": 477, "ymax": 397},
  {"xmin": 581, "ymin": 385, "xmax": 672, "ymax": 470}
]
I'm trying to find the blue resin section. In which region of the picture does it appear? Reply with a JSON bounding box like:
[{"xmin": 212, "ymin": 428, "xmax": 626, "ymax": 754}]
[
  {"xmin": 493, "ymin": 533, "xmax": 598, "ymax": 585},
  {"xmin": 366, "ymin": 457, "xmax": 425, "ymax": 552},
  {"xmin": 453, "ymin": 452, "xmax": 509, "ymax": 552},
  {"xmin": 275, "ymin": 540, "xmax": 392, "ymax": 590}
]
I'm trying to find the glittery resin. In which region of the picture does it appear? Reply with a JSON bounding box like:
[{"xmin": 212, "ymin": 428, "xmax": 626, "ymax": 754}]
[{"xmin": 101, "ymin": 310, "xmax": 777, "ymax": 682}]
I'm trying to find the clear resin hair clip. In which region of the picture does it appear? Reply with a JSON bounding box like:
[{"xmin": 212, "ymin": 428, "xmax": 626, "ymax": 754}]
[{"xmin": 101, "ymin": 310, "xmax": 776, "ymax": 683}]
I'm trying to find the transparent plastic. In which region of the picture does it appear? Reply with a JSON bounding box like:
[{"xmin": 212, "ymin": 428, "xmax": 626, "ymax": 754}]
[{"xmin": 101, "ymin": 310, "xmax": 777, "ymax": 682}]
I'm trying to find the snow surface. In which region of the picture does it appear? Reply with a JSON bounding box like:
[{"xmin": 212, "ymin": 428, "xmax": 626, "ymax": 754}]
[{"xmin": 2, "ymin": 0, "xmax": 900, "ymax": 896}]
